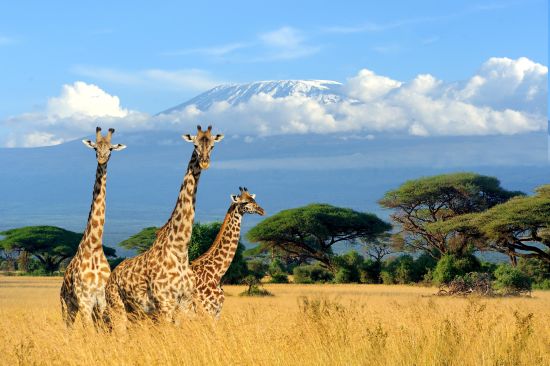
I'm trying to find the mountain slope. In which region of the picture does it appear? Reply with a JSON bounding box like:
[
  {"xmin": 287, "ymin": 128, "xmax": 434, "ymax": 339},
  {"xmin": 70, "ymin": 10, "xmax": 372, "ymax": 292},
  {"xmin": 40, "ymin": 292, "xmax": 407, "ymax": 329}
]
[{"xmin": 160, "ymin": 80, "xmax": 346, "ymax": 113}]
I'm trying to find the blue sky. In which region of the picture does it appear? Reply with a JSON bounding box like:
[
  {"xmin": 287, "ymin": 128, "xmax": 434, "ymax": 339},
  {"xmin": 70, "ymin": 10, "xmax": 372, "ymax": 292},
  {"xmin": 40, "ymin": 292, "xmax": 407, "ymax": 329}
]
[{"xmin": 0, "ymin": 0, "xmax": 547, "ymax": 117}]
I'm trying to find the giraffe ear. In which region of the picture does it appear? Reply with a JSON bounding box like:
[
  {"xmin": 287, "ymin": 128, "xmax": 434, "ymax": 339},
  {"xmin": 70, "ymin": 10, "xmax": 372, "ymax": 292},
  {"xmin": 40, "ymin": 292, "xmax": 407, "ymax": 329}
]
[
  {"xmin": 82, "ymin": 139, "xmax": 96, "ymax": 149},
  {"xmin": 250, "ymin": 194, "xmax": 256, "ymax": 199},
  {"xmin": 213, "ymin": 134, "xmax": 224, "ymax": 142},
  {"xmin": 182, "ymin": 134, "xmax": 195, "ymax": 142},
  {"xmin": 230, "ymin": 194, "xmax": 239, "ymax": 203},
  {"xmin": 111, "ymin": 143, "xmax": 127, "ymax": 151}
]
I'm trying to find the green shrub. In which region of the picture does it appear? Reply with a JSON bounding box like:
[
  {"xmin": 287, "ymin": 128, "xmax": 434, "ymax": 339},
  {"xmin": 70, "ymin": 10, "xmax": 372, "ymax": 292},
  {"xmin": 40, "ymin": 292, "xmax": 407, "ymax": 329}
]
[
  {"xmin": 432, "ymin": 254, "xmax": 481, "ymax": 284},
  {"xmin": 380, "ymin": 270, "xmax": 394, "ymax": 284},
  {"xmin": 335, "ymin": 268, "xmax": 353, "ymax": 283},
  {"xmin": 411, "ymin": 253, "xmax": 437, "ymax": 282},
  {"xmin": 293, "ymin": 264, "xmax": 334, "ymax": 284},
  {"xmin": 494, "ymin": 264, "xmax": 532, "ymax": 294},
  {"xmin": 533, "ymin": 279, "xmax": 550, "ymax": 290},
  {"xmin": 517, "ymin": 257, "xmax": 550, "ymax": 286},
  {"xmin": 240, "ymin": 275, "xmax": 273, "ymax": 297},
  {"xmin": 247, "ymin": 260, "xmax": 268, "ymax": 280},
  {"xmin": 269, "ymin": 272, "xmax": 289, "ymax": 283}
]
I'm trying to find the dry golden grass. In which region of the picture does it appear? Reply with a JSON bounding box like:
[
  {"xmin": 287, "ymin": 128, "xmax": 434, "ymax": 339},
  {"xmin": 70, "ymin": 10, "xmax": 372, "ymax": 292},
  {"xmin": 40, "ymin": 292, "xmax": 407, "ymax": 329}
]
[{"xmin": 1, "ymin": 276, "xmax": 549, "ymax": 366}]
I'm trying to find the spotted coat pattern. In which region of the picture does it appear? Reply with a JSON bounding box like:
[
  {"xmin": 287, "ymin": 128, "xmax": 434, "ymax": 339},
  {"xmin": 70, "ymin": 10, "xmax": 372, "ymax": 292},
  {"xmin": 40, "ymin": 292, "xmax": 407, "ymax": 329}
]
[
  {"xmin": 60, "ymin": 127, "xmax": 125, "ymax": 327},
  {"xmin": 191, "ymin": 189, "xmax": 265, "ymax": 318},
  {"xmin": 105, "ymin": 126, "xmax": 223, "ymax": 326}
]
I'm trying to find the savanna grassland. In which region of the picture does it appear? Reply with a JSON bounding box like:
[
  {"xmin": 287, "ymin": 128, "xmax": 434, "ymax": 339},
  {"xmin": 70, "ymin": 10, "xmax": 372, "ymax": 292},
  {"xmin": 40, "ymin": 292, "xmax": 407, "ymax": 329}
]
[{"xmin": 1, "ymin": 277, "xmax": 549, "ymax": 366}]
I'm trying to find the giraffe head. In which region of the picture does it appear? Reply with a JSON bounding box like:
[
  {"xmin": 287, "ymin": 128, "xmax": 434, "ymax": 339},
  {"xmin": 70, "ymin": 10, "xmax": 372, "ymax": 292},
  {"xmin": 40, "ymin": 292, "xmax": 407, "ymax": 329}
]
[
  {"xmin": 82, "ymin": 127, "xmax": 126, "ymax": 164},
  {"xmin": 230, "ymin": 187, "xmax": 265, "ymax": 216},
  {"xmin": 182, "ymin": 125, "xmax": 224, "ymax": 169}
]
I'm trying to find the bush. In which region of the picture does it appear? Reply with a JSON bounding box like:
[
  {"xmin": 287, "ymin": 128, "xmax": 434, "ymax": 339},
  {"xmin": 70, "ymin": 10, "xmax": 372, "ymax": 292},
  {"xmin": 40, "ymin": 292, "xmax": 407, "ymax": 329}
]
[
  {"xmin": 267, "ymin": 258, "xmax": 289, "ymax": 283},
  {"xmin": 360, "ymin": 259, "xmax": 382, "ymax": 284},
  {"xmin": 239, "ymin": 275, "xmax": 273, "ymax": 297},
  {"xmin": 332, "ymin": 251, "xmax": 364, "ymax": 283},
  {"xmin": 380, "ymin": 270, "xmax": 394, "ymax": 284},
  {"xmin": 431, "ymin": 254, "xmax": 481, "ymax": 285},
  {"xmin": 247, "ymin": 260, "xmax": 268, "ymax": 280},
  {"xmin": 269, "ymin": 272, "xmax": 289, "ymax": 283},
  {"xmin": 383, "ymin": 255, "xmax": 414, "ymax": 284},
  {"xmin": 334, "ymin": 268, "xmax": 353, "ymax": 283},
  {"xmin": 517, "ymin": 257, "xmax": 550, "ymax": 286},
  {"xmin": 533, "ymin": 279, "xmax": 550, "ymax": 290},
  {"xmin": 411, "ymin": 253, "xmax": 437, "ymax": 282},
  {"xmin": 293, "ymin": 264, "xmax": 334, "ymax": 284},
  {"xmin": 494, "ymin": 264, "xmax": 532, "ymax": 294}
]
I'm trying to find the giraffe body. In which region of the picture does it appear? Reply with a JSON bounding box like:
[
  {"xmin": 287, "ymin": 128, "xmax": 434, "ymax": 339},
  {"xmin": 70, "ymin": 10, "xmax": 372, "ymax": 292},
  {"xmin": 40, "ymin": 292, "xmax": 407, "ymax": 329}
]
[
  {"xmin": 192, "ymin": 187, "xmax": 264, "ymax": 318},
  {"xmin": 105, "ymin": 126, "xmax": 223, "ymax": 326},
  {"xmin": 60, "ymin": 127, "xmax": 126, "ymax": 327}
]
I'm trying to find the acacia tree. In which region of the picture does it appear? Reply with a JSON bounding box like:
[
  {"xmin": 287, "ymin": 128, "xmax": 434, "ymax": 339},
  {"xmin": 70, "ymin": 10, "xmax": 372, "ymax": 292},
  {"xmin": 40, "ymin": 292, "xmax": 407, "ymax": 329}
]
[
  {"xmin": 361, "ymin": 233, "xmax": 393, "ymax": 264},
  {"xmin": 119, "ymin": 222, "xmax": 248, "ymax": 284},
  {"xmin": 0, "ymin": 226, "xmax": 116, "ymax": 272},
  {"xmin": 379, "ymin": 173, "xmax": 521, "ymax": 258},
  {"xmin": 430, "ymin": 185, "xmax": 550, "ymax": 265},
  {"xmin": 246, "ymin": 203, "xmax": 391, "ymax": 269}
]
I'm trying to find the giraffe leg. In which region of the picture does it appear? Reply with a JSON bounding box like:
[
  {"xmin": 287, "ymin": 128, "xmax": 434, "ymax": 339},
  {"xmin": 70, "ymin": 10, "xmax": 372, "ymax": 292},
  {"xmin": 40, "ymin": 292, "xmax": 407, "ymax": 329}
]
[
  {"xmin": 104, "ymin": 282, "xmax": 128, "ymax": 333},
  {"xmin": 60, "ymin": 293, "xmax": 78, "ymax": 327},
  {"xmin": 92, "ymin": 292, "xmax": 108, "ymax": 331},
  {"xmin": 78, "ymin": 298, "xmax": 96, "ymax": 329},
  {"xmin": 213, "ymin": 289, "xmax": 225, "ymax": 320}
]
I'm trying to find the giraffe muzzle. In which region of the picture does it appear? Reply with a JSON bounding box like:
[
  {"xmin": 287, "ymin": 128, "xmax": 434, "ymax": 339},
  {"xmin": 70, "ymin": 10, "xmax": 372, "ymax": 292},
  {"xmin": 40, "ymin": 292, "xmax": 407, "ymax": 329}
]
[{"xmin": 199, "ymin": 161, "xmax": 210, "ymax": 169}]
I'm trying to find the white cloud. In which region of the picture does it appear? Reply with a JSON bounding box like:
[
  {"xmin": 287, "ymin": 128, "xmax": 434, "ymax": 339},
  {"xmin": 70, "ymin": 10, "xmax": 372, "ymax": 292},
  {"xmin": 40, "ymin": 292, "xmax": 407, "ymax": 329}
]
[
  {"xmin": 47, "ymin": 82, "xmax": 129, "ymax": 119},
  {"xmin": 1, "ymin": 82, "xmax": 150, "ymax": 147},
  {"xmin": 163, "ymin": 43, "xmax": 249, "ymax": 57},
  {"xmin": 257, "ymin": 26, "xmax": 320, "ymax": 61},
  {"xmin": 1, "ymin": 57, "xmax": 547, "ymax": 148},
  {"xmin": 72, "ymin": 66, "xmax": 224, "ymax": 92},
  {"xmin": 455, "ymin": 57, "xmax": 548, "ymax": 115},
  {"xmin": 160, "ymin": 57, "xmax": 547, "ymax": 137}
]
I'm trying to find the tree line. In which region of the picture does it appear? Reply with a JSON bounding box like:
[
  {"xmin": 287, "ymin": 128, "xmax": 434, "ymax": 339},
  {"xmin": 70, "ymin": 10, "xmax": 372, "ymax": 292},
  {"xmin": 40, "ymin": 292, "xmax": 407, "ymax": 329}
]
[{"xmin": 1, "ymin": 172, "xmax": 549, "ymax": 290}]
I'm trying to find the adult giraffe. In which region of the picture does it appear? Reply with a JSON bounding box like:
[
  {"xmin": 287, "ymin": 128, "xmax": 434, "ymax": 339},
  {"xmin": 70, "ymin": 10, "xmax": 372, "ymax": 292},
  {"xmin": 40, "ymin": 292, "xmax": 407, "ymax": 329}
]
[
  {"xmin": 60, "ymin": 127, "xmax": 126, "ymax": 327},
  {"xmin": 105, "ymin": 125, "xmax": 223, "ymax": 326}
]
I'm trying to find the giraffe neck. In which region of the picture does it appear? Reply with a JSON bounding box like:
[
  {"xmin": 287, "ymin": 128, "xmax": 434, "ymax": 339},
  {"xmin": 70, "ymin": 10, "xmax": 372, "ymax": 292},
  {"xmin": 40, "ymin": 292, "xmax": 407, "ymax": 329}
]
[
  {"xmin": 203, "ymin": 205, "xmax": 243, "ymax": 282},
  {"xmin": 156, "ymin": 150, "xmax": 201, "ymax": 254},
  {"xmin": 81, "ymin": 162, "xmax": 107, "ymax": 251}
]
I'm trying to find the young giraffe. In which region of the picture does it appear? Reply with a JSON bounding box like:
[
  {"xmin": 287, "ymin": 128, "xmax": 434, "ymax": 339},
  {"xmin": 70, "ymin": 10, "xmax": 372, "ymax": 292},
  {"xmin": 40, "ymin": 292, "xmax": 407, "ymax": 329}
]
[
  {"xmin": 60, "ymin": 127, "xmax": 126, "ymax": 327},
  {"xmin": 105, "ymin": 125, "xmax": 223, "ymax": 326},
  {"xmin": 191, "ymin": 187, "xmax": 265, "ymax": 319}
]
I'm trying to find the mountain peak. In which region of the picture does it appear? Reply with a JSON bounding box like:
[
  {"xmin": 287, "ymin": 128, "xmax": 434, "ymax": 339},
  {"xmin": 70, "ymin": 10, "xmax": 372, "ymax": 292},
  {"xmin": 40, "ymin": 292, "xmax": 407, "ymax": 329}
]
[{"xmin": 160, "ymin": 79, "xmax": 344, "ymax": 114}]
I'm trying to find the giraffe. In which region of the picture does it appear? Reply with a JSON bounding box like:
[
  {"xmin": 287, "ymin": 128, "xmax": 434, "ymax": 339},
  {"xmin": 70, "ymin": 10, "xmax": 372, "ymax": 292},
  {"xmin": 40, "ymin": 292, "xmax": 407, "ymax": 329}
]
[
  {"xmin": 191, "ymin": 187, "xmax": 265, "ymax": 319},
  {"xmin": 60, "ymin": 127, "xmax": 126, "ymax": 327},
  {"xmin": 105, "ymin": 125, "xmax": 223, "ymax": 327}
]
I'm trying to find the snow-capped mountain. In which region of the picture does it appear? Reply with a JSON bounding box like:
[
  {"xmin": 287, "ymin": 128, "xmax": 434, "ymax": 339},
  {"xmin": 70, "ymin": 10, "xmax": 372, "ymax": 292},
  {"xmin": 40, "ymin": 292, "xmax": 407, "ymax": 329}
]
[{"xmin": 161, "ymin": 80, "xmax": 346, "ymax": 113}]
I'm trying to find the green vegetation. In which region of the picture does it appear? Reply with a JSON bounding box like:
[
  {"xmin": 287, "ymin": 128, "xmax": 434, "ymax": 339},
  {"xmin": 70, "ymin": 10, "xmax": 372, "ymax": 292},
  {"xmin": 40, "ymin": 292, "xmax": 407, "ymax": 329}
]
[
  {"xmin": 379, "ymin": 173, "xmax": 522, "ymax": 257},
  {"xmin": 119, "ymin": 222, "xmax": 248, "ymax": 284},
  {"xmin": 247, "ymin": 203, "xmax": 391, "ymax": 268},
  {"xmin": 430, "ymin": 184, "xmax": 550, "ymax": 264},
  {"xmin": 1, "ymin": 173, "xmax": 548, "ymax": 291},
  {"xmin": 0, "ymin": 226, "xmax": 115, "ymax": 273}
]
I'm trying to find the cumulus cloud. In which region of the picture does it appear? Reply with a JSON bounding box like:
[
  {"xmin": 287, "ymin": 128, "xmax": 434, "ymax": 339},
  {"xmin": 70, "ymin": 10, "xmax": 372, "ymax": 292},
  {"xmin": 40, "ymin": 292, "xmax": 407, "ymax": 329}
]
[
  {"xmin": 159, "ymin": 57, "xmax": 547, "ymax": 137},
  {"xmin": 47, "ymin": 82, "xmax": 129, "ymax": 119},
  {"xmin": 1, "ymin": 81, "xmax": 149, "ymax": 147},
  {"xmin": 1, "ymin": 57, "xmax": 547, "ymax": 147}
]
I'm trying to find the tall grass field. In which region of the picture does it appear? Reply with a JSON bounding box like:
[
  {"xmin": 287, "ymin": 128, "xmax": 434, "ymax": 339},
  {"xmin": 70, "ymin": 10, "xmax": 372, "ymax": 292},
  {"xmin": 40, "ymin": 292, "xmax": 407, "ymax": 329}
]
[{"xmin": 1, "ymin": 276, "xmax": 549, "ymax": 365}]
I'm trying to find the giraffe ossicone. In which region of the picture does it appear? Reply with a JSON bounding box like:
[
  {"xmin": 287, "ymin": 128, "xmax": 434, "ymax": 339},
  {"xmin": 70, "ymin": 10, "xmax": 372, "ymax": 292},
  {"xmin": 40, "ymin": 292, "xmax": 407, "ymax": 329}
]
[
  {"xmin": 191, "ymin": 187, "xmax": 265, "ymax": 319},
  {"xmin": 60, "ymin": 126, "xmax": 126, "ymax": 328}
]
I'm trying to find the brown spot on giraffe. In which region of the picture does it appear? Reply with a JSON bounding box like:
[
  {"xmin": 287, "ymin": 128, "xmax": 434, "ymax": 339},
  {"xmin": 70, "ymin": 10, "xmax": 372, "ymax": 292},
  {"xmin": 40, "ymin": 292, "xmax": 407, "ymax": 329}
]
[
  {"xmin": 191, "ymin": 187, "xmax": 265, "ymax": 319},
  {"xmin": 105, "ymin": 125, "xmax": 224, "ymax": 326},
  {"xmin": 60, "ymin": 127, "xmax": 126, "ymax": 328}
]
